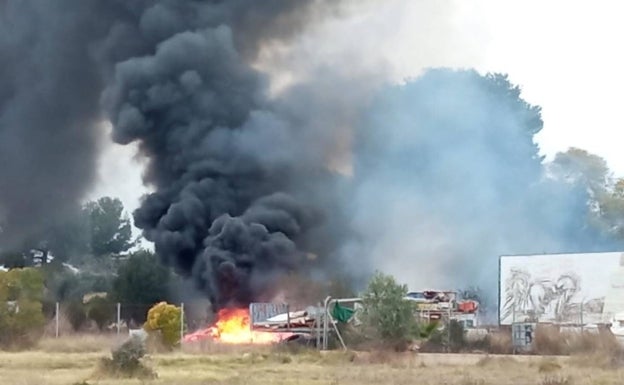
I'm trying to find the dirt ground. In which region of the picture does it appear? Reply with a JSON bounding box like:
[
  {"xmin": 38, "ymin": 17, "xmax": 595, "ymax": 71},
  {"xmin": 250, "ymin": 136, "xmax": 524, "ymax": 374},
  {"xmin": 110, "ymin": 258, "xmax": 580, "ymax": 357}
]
[{"xmin": 1, "ymin": 337, "xmax": 624, "ymax": 385}]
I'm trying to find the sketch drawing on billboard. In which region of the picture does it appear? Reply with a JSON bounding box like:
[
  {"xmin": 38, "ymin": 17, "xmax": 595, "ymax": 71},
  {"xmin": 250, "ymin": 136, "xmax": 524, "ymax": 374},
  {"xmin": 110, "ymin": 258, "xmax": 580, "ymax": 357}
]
[
  {"xmin": 499, "ymin": 252, "xmax": 624, "ymax": 325},
  {"xmin": 502, "ymin": 269, "xmax": 583, "ymax": 323}
]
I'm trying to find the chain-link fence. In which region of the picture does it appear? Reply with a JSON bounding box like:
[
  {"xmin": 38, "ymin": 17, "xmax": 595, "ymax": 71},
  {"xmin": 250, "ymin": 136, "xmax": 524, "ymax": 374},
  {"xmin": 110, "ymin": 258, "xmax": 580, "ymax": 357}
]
[{"xmin": 47, "ymin": 301, "xmax": 195, "ymax": 344}]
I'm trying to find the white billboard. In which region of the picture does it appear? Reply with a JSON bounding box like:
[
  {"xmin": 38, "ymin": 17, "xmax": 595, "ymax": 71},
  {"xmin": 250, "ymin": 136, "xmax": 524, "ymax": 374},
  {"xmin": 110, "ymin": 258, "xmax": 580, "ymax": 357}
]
[{"xmin": 499, "ymin": 251, "xmax": 624, "ymax": 325}]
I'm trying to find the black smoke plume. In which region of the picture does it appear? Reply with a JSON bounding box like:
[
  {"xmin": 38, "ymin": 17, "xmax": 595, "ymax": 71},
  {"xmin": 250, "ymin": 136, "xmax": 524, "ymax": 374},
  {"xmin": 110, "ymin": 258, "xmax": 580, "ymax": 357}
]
[
  {"xmin": 0, "ymin": 0, "xmax": 167, "ymax": 248},
  {"xmin": 0, "ymin": 1, "xmax": 108, "ymax": 246},
  {"xmin": 100, "ymin": 1, "xmax": 356, "ymax": 309},
  {"xmin": 0, "ymin": 0, "xmax": 357, "ymax": 308}
]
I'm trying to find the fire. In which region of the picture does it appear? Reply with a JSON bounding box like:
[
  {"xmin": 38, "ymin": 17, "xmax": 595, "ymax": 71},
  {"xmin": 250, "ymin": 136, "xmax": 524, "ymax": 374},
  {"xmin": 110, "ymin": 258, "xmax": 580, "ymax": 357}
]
[{"xmin": 183, "ymin": 308, "xmax": 292, "ymax": 344}]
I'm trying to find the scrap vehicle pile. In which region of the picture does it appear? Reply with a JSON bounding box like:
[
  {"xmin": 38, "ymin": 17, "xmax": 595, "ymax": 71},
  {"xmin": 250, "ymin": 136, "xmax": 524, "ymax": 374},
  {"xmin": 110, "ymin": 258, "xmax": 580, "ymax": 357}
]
[
  {"xmin": 251, "ymin": 305, "xmax": 326, "ymax": 331},
  {"xmin": 404, "ymin": 290, "xmax": 480, "ymax": 327}
]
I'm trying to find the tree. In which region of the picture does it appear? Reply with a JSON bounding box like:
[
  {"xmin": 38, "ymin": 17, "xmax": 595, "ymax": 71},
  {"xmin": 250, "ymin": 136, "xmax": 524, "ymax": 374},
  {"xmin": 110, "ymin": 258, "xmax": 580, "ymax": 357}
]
[
  {"xmin": 84, "ymin": 197, "xmax": 134, "ymax": 257},
  {"xmin": 112, "ymin": 250, "xmax": 172, "ymax": 324},
  {"xmin": 0, "ymin": 195, "xmax": 131, "ymax": 266},
  {"xmin": 601, "ymin": 179, "xmax": 624, "ymax": 238},
  {"xmin": 0, "ymin": 268, "xmax": 45, "ymax": 348},
  {"xmin": 550, "ymin": 148, "xmax": 624, "ymax": 239},
  {"xmin": 550, "ymin": 147, "xmax": 611, "ymax": 192},
  {"xmin": 360, "ymin": 271, "xmax": 418, "ymax": 351}
]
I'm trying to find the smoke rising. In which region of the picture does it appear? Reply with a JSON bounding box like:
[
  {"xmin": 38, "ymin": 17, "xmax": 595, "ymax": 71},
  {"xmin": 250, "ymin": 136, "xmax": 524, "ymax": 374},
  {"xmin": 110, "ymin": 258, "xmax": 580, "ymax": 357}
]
[
  {"xmin": 0, "ymin": 0, "xmax": 169, "ymax": 247},
  {"xmin": 0, "ymin": 0, "xmax": 359, "ymax": 307},
  {"xmin": 345, "ymin": 69, "xmax": 621, "ymax": 304},
  {"xmin": 100, "ymin": 1, "xmax": 363, "ymax": 309},
  {"xmin": 0, "ymin": 1, "xmax": 108, "ymax": 246}
]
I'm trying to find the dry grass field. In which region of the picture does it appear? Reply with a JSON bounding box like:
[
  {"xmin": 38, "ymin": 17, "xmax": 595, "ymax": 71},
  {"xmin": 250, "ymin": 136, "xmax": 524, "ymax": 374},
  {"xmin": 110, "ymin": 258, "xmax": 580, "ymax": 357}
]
[{"xmin": 1, "ymin": 335, "xmax": 624, "ymax": 385}]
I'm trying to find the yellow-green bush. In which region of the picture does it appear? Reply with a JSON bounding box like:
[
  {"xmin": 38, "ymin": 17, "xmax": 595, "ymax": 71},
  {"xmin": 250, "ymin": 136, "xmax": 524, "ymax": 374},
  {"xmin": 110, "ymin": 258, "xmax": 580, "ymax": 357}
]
[{"xmin": 143, "ymin": 301, "xmax": 182, "ymax": 349}]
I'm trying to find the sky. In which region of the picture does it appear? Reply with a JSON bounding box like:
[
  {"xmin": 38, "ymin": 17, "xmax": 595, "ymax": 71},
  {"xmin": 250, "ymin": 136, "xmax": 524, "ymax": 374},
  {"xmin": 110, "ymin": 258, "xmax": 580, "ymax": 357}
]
[{"xmin": 88, "ymin": 0, "xmax": 624, "ymax": 234}]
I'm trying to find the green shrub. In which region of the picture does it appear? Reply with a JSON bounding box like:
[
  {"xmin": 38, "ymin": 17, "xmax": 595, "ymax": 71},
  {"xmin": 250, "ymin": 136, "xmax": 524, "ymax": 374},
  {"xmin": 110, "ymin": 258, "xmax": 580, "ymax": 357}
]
[
  {"xmin": 419, "ymin": 320, "xmax": 465, "ymax": 352},
  {"xmin": 0, "ymin": 268, "xmax": 45, "ymax": 349},
  {"xmin": 448, "ymin": 319, "xmax": 466, "ymax": 352},
  {"xmin": 360, "ymin": 271, "xmax": 418, "ymax": 351},
  {"xmin": 86, "ymin": 296, "xmax": 114, "ymax": 331},
  {"xmin": 98, "ymin": 335, "xmax": 156, "ymax": 379},
  {"xmin": 420, "ymin": 326, "xmax": 446, "ymax": 352}
]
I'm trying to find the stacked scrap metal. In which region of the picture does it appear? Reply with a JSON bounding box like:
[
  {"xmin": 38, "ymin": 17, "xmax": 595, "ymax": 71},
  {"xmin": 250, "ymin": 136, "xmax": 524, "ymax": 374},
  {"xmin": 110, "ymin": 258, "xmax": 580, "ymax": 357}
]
[{"xmin": 252, "ymin": 306, "xmax": 324, "ymax": 330}]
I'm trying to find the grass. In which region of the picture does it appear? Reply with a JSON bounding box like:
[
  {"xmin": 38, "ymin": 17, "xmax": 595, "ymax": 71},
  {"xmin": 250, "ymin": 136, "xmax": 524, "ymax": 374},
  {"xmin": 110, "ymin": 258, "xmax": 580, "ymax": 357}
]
[
  {"xmin": 535, "ymin": 357, "xmax": 563, "ymax": 373},
  {"xmin": 1, "ymin": 337, "xmax": 624, "ymax": 384},
  {"xmin": 541, "ymin": 376, "xmax": 573, "ymax": 385},
  {"xmin": 37, "ymin": 334, "xmax": 125, "ymax": 353}
]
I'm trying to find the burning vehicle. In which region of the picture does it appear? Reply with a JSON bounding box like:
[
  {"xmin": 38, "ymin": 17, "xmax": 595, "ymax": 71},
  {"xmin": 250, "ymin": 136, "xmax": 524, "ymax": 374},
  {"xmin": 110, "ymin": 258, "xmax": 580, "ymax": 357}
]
[
  {"xmin": 182, "ymin": 299, "xmax": 356, "ymax": 348},
  {"xmin": 183, "ymin": 307, "xmax": 294, "ymax": 345},
  {"xmin": 182, "ymin": 303, "xmax": 326, "ymax": 345}
]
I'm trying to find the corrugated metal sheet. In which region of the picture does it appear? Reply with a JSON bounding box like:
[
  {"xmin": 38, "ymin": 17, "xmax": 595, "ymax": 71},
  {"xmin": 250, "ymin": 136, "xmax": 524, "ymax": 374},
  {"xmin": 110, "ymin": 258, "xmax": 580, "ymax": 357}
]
[{"xmin": 249, "ymin": 302, "xmax": 289, "ymax": 325}]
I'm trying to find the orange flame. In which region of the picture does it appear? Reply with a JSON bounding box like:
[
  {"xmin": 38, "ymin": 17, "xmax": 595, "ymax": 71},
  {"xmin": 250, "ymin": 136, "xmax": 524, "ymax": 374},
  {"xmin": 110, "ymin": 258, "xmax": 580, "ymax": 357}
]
[{"xmin": 183, "ymin": 308, "xmax": 292, "ymax": 344}]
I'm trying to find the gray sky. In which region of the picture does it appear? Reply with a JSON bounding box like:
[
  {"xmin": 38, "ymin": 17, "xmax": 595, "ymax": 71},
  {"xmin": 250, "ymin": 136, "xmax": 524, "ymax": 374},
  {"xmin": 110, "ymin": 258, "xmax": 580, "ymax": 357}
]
[{"xmin": 89, "ymin": 0, "xmax": 624, "ymax": 228}]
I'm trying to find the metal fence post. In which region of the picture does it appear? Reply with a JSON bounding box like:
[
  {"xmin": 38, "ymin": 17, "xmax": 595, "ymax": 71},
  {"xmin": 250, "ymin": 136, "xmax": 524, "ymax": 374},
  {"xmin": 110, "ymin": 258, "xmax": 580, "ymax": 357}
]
[
  {"xmin": 512, "ymin": 307, "xmax": 516, "ymax": 355},
  {"xmin": 55, "ymin": 302, "xmax": 60, "ymax": 338},
  {"xmin": 180, "ymin": 302, "xmax": 185, "ymax": 346},
  {"xmin": 322, "ymin": 296, "xmax": 331, "ymax": 350},
  {"xmin": 447, "ymin": 306, "xmax": 451, "ymax": 353},
  {"xmin": 286, "ymin": 303, "xmax": 291, "ymax": 331},
  {"xmin": 116, "ymin": 303, "xmax": 121, "ymax": 335},
  {"xmin": 316, "ymin": 301, "xmax": 321, "ymax": 349}
]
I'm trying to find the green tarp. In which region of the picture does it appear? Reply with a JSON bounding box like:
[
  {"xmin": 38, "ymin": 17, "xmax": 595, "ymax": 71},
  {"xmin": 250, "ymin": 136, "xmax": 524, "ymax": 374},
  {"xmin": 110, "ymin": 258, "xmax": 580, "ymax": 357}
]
[{"xmin": 331, "ymin": 302, "xmax": 355, "ymax": 323}]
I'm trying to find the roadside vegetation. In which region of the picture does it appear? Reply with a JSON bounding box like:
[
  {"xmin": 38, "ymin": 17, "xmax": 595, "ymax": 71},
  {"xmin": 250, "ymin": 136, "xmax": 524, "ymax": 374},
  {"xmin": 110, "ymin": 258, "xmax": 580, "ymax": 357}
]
[{"xmin": 1, "ymin": 339, "xmax": 624, "ymax": 385}]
